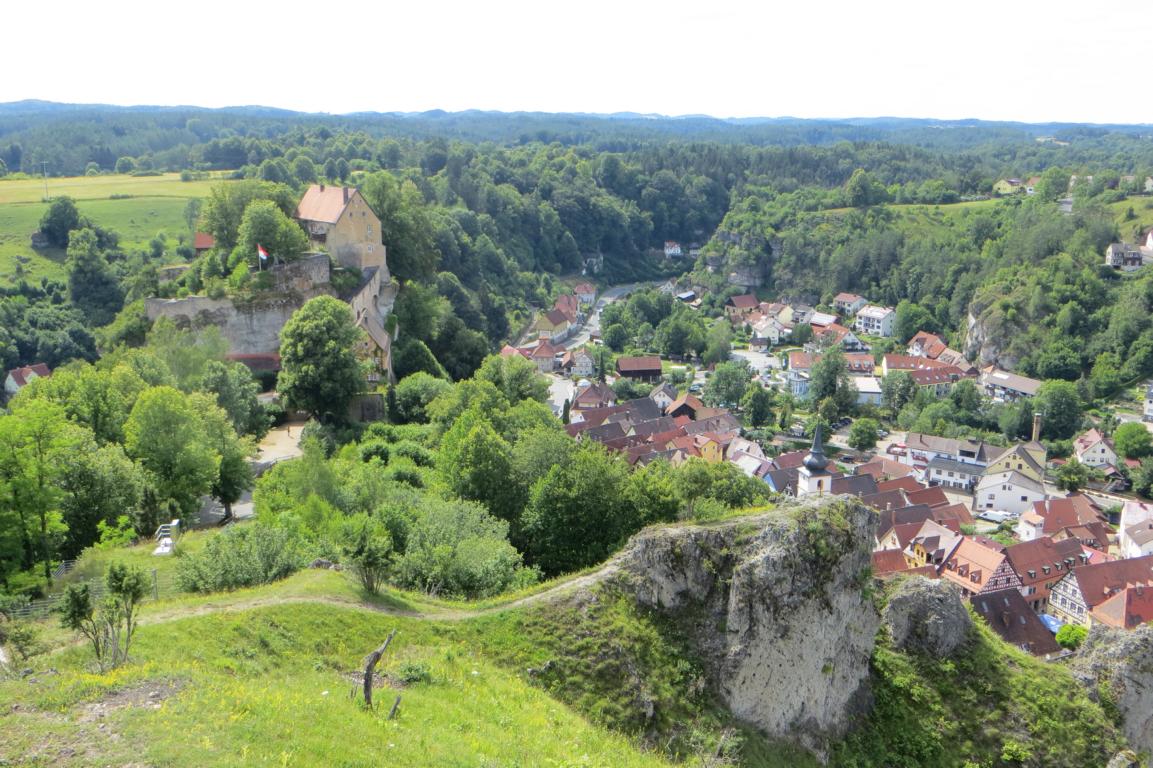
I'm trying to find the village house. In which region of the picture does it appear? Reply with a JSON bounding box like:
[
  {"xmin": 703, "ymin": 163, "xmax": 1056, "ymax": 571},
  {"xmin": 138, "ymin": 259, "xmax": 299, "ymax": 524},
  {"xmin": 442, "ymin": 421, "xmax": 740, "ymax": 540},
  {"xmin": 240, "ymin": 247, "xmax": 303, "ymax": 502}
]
[
  {"xmin": 983, "ymin": 443, "xmax": 1047, "ymax": 485},
  {"xmin": 849, "ymin": 376, "xmax": 883, "ymax": 406},
  {"xmin": 527, "ymin": 341, "xmax": 562, "ymax": 373},
  {"xmin": 810, "ymin": 323, "xmax": 867, "ymax": 352},
  {"xmin": 193, "ymin": 231, "xmax": 215, "ymax": 257},
  {"xmin": 749, "ymin": 314, "xmax": 789, "ymax": 347},
  {"xmin": 1048, "ymin": 554, "xmax": 1153, "ymax": 627},
  {"xmin": 993, "ymin": 178, "xmax": 1024, "ymax": 195},
  {"xmin": 902, "ymin": 433, "xmax": 1005, "ymax": 474},
  {"xmin": 908, "ymin": 365, "xmax": 969, "ymax": 397},
  {"xmin": 295, "ymin": 184, "xmax": 386, "ymax": 273},
  {"xmin": 1016, "ymin": 496, "xmax": 1110, "ymax": 545},
  {"xmin": 615, "ymin": 356, "xmax": 663, "ymax": 383},
  {"xmin": 907, "ymin": 331, "xmax": 949, "ymax": 359},
  {"xmin": 649, "ymin": 382, "xmax": 679, "ymax": 412},
  {"xmin": 1105, "ymin": 242, "xmax": 1143, "ymax": 271},
  {"xmin": 663, "ymin": 241, "xmax": 682, "ymax": 258},
  {"xmin": 1120, "ymin": 501, "xmax": 1153, "ymax": 559},
  {"xmin": 903, "ymin": 519, "xmax": 963, "ymax": 570},
  {"xmin": 724, "ymin": 294, "xmax": 759, "ymax": 319},
  {"xmin": 974, "ymin": 471, "xmax": 1047, "ymax": 516},
  {"xmin": 979, "ymin": 366, "xmax": 1042, "ymax": 402},
  {"xmin": 573, "ymin": 282, "xmax": 597, "ymax": 305},
  {"xmin": 1090, "ymin": 585, "xmax": 1153, "ymax": 629},
  {"xmin": 532, "ymin": 308, "xmax": 573, "ymax": 344},
  {"xmin": 971, "ymin": 589, "xmax": 1061, "ymax": 656},
  {"xmin": 561, "ymin": 348, "xmax": 596, "ymax": 379},
  {"xmin": 853, "ymin": 305, "xmax": 895, "ymax": 337},
  {"xmin": 1072, "ymin": 428, "xmax": 1117, "ymax": 468},
  {"xmin": 880, "ymin": 354, "xmax": 949, "ymax": 377},
  {"xmin": 4, "ymin": 363, "xmax": 51, "ymax": 400},
  {"xmin": 1003, "ymin": 536, "xmax": 1088, "ymax": 613},
  {"xmin": 833, "ymin": 292, "xmax": 867, "ymax": 316},
  {"xmin": 924, "ymin": 457, "xmax": 983, "ymax": 491},
  {"xmin": 569, "ymin": 381, "xmax": 617, "ymax": 418},
  {"xmin": 941, "ymin": 537, "xmax": 1022, "ymax": 599},
  {"xmin": 809, "ymin": 310, "xmax": 839, "ymax": 327}
]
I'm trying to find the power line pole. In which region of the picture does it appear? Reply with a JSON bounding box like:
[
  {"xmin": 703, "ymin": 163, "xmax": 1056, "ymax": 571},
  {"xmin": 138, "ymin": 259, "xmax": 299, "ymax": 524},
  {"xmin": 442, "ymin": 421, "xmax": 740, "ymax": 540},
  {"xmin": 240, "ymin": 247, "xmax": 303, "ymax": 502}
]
[{"xmin": 41, "ymin": 161, "xmax": 48, "ymax": 200}]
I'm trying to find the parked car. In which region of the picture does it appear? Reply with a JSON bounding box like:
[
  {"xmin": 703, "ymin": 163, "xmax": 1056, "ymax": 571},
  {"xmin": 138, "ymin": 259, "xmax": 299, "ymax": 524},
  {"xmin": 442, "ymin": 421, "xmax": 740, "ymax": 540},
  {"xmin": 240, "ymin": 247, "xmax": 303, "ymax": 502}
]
[{"xmin": 977, "ymin": 510, "xmax": 1013, "ymax": 524}]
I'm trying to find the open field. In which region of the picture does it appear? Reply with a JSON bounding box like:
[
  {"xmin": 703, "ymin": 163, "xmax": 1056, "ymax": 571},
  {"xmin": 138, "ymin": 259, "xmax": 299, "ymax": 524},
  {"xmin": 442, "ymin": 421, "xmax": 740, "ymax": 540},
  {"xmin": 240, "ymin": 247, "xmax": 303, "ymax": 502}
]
[{"xmin": 0, "ymin": 173, "xmax": 236, "ymax": 286}]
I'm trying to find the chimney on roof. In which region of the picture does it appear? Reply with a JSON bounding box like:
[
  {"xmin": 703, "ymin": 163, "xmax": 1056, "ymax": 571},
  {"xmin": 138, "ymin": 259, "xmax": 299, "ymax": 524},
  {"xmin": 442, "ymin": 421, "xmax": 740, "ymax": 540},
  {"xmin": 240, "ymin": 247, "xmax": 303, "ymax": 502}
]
[
  {"xmin": 1032, "ymin": 413, "xmax": 1042, "ymax": 443},
  {"xmin": 343, "ymin": 187, "xmax": 350, "ymax": 204}
]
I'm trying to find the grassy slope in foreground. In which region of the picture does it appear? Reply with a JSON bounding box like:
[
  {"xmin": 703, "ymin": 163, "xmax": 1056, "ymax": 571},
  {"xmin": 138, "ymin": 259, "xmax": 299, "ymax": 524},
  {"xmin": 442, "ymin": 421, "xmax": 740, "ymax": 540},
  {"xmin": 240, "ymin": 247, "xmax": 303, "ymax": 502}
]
[{"xmin": 0, "ymin": 530, "xmax": 1128, "ymax": 768}]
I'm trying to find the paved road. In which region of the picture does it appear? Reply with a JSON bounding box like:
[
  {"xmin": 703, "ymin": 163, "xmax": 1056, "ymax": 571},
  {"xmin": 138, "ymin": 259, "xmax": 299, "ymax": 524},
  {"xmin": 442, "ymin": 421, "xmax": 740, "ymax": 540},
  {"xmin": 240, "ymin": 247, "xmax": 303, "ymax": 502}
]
[
  {"xmin": 730, "ymin": 349, "xmax": 780, "ymax": 374},
  {"xmin": 564, "ymin": 282, "xmax": 643, "ymax": 350},
  {"xmin": 547, "ymin": 375, "xmax": 576, "ymax": 415}
]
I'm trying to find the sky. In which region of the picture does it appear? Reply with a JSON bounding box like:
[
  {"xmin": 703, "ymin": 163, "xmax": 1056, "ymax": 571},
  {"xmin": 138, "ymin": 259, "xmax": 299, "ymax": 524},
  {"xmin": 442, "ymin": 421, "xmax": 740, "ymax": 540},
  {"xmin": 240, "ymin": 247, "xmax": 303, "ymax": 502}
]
[{"xmin": 6, "ymin": 0, "xmax": 1151, "ymax": 124}]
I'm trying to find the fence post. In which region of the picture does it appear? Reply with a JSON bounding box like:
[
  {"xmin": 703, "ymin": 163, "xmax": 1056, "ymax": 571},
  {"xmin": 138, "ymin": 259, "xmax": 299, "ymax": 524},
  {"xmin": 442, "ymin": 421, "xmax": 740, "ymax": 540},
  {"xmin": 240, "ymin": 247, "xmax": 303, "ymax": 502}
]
[{"xmin": 152, "ymin": 569, "xmax": 159, "ymax": 601}]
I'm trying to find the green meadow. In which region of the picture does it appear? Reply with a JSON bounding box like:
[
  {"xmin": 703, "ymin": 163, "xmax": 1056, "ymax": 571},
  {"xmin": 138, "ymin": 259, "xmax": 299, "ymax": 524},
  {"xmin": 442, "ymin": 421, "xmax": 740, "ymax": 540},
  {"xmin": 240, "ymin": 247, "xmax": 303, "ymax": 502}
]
[{"xmin": 0, "ymin": 173, "xmax": 235, "ymax": 286}]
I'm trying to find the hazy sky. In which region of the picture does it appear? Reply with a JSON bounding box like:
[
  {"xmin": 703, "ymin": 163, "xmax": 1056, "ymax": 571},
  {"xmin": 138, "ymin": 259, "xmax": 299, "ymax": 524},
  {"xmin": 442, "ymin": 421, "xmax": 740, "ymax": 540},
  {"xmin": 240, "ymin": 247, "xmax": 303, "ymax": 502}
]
[{"xmin": 7, "ymin": 0, "xmax": 1150, "ymax": 124}]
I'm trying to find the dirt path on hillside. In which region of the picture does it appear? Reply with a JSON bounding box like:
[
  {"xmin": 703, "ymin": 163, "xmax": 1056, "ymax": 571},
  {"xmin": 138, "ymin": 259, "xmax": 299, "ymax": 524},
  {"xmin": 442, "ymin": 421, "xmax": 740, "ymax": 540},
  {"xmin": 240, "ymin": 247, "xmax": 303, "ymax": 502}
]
[{"xmin": 137, "ymin": 561, "xmax": 621, "ymax": 628}]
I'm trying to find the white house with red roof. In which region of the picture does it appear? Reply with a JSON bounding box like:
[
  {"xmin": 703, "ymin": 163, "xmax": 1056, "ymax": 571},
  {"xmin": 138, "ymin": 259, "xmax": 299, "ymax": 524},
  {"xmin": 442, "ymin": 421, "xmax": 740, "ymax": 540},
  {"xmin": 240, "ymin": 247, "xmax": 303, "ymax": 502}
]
[
  {"xmin": 833, "ymin": 292, "xmax": 867, "ymax": 316},
  {"xmin": 1072, "ymin": 428, "xmax": 1117, "ymax": 468},
  {"xmin": 4, "ymin": 363, "xmax": 51, "ymax": 399}
]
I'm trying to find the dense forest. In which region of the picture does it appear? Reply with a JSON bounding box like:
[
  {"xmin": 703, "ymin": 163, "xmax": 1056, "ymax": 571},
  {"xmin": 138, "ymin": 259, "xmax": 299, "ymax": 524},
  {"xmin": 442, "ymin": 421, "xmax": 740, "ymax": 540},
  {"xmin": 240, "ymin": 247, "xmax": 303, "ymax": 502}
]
[{"xmin": 3, "ymin": 101, "xmax": 1153, "ymax": 387}]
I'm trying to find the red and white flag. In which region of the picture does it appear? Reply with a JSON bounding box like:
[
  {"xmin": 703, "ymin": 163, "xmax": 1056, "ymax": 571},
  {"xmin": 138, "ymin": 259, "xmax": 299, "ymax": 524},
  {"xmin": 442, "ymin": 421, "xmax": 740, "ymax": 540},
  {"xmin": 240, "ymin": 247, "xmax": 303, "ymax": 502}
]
[{"xmin": 257, "ymin": 244, "xmax": 269, "ymax": 262}]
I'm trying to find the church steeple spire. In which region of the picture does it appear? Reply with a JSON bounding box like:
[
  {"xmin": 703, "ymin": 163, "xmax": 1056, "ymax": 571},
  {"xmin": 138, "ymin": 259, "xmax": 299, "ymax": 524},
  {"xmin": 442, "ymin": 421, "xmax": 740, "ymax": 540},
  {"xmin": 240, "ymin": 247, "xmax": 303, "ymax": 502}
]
[{"xmin": 804, "ymin": 422, "xmax": 829, "ymax": 472}]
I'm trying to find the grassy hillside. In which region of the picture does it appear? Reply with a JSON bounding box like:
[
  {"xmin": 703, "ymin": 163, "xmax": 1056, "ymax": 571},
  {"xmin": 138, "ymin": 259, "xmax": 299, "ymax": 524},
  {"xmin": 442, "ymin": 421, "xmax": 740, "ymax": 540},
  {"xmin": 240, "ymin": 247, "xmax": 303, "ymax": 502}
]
[
  {"xmin": 0, "ymin": 525, "xmax": 1130, "ymax": 768},
  {"xmin": 0, "ymin": 173, "xmax": 234, "ymax": 286}
]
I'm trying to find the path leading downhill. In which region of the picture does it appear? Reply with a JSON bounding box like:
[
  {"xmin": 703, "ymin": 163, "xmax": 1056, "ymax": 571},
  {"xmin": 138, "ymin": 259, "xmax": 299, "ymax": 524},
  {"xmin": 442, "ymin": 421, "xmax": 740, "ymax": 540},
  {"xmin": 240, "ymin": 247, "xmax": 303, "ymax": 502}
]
[{"xmin": 137, "ymin": 561, "xmax": 621, "ymax": 628}]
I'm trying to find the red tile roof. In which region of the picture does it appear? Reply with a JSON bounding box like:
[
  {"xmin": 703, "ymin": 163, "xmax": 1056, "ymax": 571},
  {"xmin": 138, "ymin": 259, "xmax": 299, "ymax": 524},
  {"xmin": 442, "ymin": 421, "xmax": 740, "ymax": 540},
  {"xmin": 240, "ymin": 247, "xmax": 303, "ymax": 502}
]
[
  {"xmin": 906, "ymin": 486, "xmax": 950, "ymax": 509},
  {"xmin": 1066, "ymin": 554, "xmax": 1153, "ymax": 610},
  {"xmin": 296, "ymin": 184, "xmax": 361, "ymax": 224},
  {"xmin": 1092, "ymin": 585, "xmax": 1153, "ymax": 629},
  {"xmin": 871, "ymin": 549, "xmax": 910, "ymax": 576},
  {"xmin": 616, "ymin": 356, "xmax": 662, "ymax": 373},
  {"xmin": 877, "ymin": 476, "xmax": 923, "ymax": 494},
  {"xmin": 6, "ymin": 363, "xmax": 51, "ymax": 388},
  {"xmin": 727, "ymin": 294, "xmax": 759, "ymax": 310},
  {"xmin": 193, "ymin": 231, "xmax": 215, "ymax": 250}
]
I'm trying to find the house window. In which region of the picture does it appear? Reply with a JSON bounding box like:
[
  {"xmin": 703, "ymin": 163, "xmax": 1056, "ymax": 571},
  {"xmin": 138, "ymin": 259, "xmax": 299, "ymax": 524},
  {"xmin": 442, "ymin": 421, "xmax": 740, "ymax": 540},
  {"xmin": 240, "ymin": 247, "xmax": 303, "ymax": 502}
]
[
  {"xmin": 987, "ymin": 494, "xmax": 994, "ymax": 500},
  {"xmin": 948, "ymin": 471, "xmax": 954, "ymax": 478},
  {"xmin": 1020, "ymin": 496, "xmax": 1027, "ymax": 502}
]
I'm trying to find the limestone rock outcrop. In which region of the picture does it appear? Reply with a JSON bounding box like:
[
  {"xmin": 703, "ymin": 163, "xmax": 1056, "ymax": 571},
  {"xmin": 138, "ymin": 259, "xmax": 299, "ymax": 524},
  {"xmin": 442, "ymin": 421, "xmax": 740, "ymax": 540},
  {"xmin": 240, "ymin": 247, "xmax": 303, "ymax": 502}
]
[
  {"xmin": 882, "ymin": 576, "xmax": 972, "ymax": 657},
  {"xmin": 1069, "ymin": 624, "xmax": 1153, "ymax": 756},
  {"xmin": 610, "ymin": 497, "xmax": 879, "ymax": 753}
]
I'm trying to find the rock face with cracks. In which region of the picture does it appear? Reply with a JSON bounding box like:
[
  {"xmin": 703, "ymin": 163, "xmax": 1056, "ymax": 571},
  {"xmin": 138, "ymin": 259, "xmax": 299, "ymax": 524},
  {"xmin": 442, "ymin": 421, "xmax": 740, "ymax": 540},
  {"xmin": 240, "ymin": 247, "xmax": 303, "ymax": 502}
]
[
  {"xmin": 882, "ymin": 576, "xmax": 972, "ymax": 657},
  {"xmin": 609, "ymin": 496, "xmax": 879, "ymax": 753},
  {"xmin": 1069, "ymin": 624, "xmax": 1153, "ymax": 757}
]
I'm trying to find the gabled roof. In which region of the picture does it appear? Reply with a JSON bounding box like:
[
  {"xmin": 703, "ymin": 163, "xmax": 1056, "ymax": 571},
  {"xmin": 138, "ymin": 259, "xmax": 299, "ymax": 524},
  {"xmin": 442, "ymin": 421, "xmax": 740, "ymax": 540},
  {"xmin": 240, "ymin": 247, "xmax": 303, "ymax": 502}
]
[
  {"xmin": 573, "ymin": 381, "xmax": 616, "ymax": 408},
  {"xmin": 6, "ymin": 363, "xmax": 51, "ymax": 388},
  {"xmin": 1091, "ymin": 585, "xmax": 1153, "ymax": 629},
  {"xmin": 942, "ymin": 537, "xmax": 1007, "ymax": 592},
  {"xmin": 979, "ymin": 366, "xmax": 1042, "ymax": 397},
  {"xmin": 666, "ymin": 392, "xmax": 703, "ymax": 416},
  {"xmin": 573, "ymin": 282, "xmax": 595, "ymax": 295},
  {"xmin": 854, "ymin": 457, "xmax": 914, "ymax": 481},
  {"xmin": 193, "ymin": 231, "xmax": 215, "ymax": 250},
  {"xmin": 875, "ymin": 504, "xmax": 933, "ymax": 538},
  {"xmin": 909, "ymin": 366, "xmax": 967, "ymax": 386},
  {"xmin": 877, "ymin": 476, "xmax": 923, "ymax": 494},
  {"xmin": 863, "ymin": 490, "xmax": 912, "ymax": 514},
  {"xmin": 906, "ymin": 519, "xmax": 963, "ymax": 564},
  {"xmin": 500, "ymin": 344, "xmax": 526, "ymax": 358},
  {"xmin": 529, "ymin": 341, "xmax": 560, "ymax": 359},
  {"xmin": 972, "ymin": 589, "xmax": 1061, "ymax": 656},
  {"xmin": 1033, "ymin": 495, "xmax": 1106, "ymax": 532},
  {"xmin": 830, "ymin": 474, "xmax": 878, "ymax": 497},
  {"xmin": 1004, "ymin": 536, "xmax": 1085, "ymax": 588},
  {"xmin": 543, "ymin": 308, "xmax": 571, "ymax": 327},
  {"xmin": 1073, "ymin": 428, "xmax": 1112, "ymax": 456},
  {"xmin": 933, "ymin": 503, "xmax": 975, "ymax": 526},
  {"xmin": 616, "ymin": 355, "xmax": 662, "ymax": 373},
  {"xmin": 774, "ymin": 450, "xmax": 809, "ymax": 470},
  {"xmin": 871, "ymin": 549, "xmax": 910, "ymax": 576},
  {"xmin": 908, "ymin": 331, "xmax": 948, "ymax": 358},
  {"xmin": 1063, "ymin": 554, "xmax": 1153, "ymax": 610},
  {"xmin": 296, "ymin": 184, "xmax": 361, "ymax": 224},
  {"xmin": 834, "ymin": 292, "xmax": 865, "ymax": 304},
  {"xmin": 975, "ymin": 470, "xmax": 1045, "ymax": 496},
  {"xmin": 726, "ymin": 294, "xmax": 759, "ymax": 310},
  {"xmin": 906, "ymin": 486, "xmax": 950, "ymax": 508},
  {"xmin": 884, "ymin": 354, "xmax": 950, "ymax": 371}
]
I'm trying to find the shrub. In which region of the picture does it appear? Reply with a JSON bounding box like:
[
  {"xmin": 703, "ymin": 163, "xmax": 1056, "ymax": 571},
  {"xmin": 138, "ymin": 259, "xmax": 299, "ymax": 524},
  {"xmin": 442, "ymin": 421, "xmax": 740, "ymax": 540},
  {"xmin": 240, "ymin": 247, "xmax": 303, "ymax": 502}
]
[
  {"xmin": 388, "ymin": 467, "xmax": 425, "ymax": 488},
  {"xmin": 394, "ymin": 499, "xmax": 536, "ymax": 598},
  {"xmin": 392, "ymin": 441, "xmax": 433, "ymax": 467},
  {"xmin": 396, "ymin": 660, "xmax": 432, "ymax": 684},
  {"xmin": 340, "ymin": 515, "xmax": 393, "ymax": 594},
  {"xmin": 359, "ymin": 440, "xmax": 390, "ymax": 464},
  {"xmin": 1056, "ymin": 624, "xmax": 1088, "ymax": 650},
  {"xmin": 176, "ymin": 525, "xmax": 303, "ymax": 593},
  {"xmin": 59, "ymin": 563, "xmax": 149, "ymax": 671}
]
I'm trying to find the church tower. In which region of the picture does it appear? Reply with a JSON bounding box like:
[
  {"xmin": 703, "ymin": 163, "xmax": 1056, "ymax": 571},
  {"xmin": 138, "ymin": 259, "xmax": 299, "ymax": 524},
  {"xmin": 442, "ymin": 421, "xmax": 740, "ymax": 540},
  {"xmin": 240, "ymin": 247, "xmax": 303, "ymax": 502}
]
[{"xmin": 796, "ymin": 422, "xmax": 833, "ymax": 497}]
